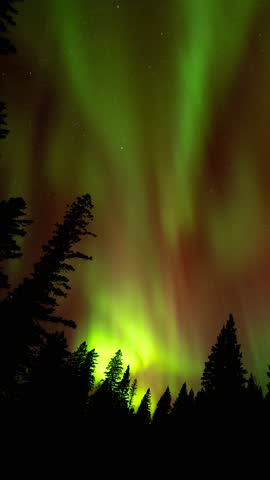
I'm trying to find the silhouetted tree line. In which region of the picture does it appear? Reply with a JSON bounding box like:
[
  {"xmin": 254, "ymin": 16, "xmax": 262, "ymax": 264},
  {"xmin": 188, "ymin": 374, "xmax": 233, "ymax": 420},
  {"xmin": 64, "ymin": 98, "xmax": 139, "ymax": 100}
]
[{"xmin": 1, "ymin": 194, "xmax": 270, "ymax": 456}]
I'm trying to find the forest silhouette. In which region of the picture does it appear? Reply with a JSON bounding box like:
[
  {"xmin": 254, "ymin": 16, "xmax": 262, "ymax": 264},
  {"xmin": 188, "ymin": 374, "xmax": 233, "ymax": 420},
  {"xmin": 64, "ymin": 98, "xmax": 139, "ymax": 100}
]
[{"xmin": 0, "ymin": 1, "xmax": 269, "ymax": 477}]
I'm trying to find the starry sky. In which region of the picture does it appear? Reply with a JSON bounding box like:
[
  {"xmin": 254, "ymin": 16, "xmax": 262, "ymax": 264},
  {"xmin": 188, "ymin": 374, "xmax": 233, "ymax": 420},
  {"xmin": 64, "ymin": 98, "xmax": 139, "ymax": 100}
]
[{"xmin": 1, "ymin": 0, "xmax": 270, "ymax": 404}]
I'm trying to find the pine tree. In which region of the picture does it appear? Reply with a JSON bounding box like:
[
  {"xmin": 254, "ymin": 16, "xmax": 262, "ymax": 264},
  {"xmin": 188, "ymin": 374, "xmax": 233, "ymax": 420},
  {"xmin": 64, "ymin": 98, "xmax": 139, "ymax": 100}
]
[
  {"xmin": 136, "ymin": 387, "xmax": 151, "ymax": 426},
  {"xmin": 188, "ymin": 388, "xmax": 195, "ymax": 406},
  {"xmin": 152, "ymin": 386, "xmax": 171, "ymax": 428},
  {"xmin": 0, "ymin": 0, "xmax": 21, "ymax": 54},
  {"xmin": 0, "ymin": 1, "xmax": 22, "ymax": 143},
  {"xmin": 201, "ymin": 313, "xmax": 247, "ymax": 404},
  {"xmin": 171, "ymin": 382, "xmax": 192, "ymax": 416},
  {"xmin": 170, "ymin": 382, "xmax": 195, "ymax": 434},
  {"xmin": 118, "ymin": 365, "xmax": 131, "ymax": 409},
  {"xmin": 0, "ymin": 194, "xmax": 96, "ymax": 390},
  {"xmin": 69, "ymin": 342, "xmax": 98, "ymax": 392},
  {"xmin": 128, "ymin": 378, "xmax": 137, "ymax": 412},
  {"xmin": 68, "ymin": 342, "xmax": 98, "ymax": 412},
  {"xmin": 28, "ymin": 193, "xmax": 96, "ymax": 328},
  {"xmin": 104, "ymin": 349, "xmax": 123, "ymax": 394},
  {"xmin": 0, "ymin": 197, "xmax": 32, "ymax": 289},
  {"xmin": 85, "ymin": 348, "xmax": 99, "ymax": 393},
  {"xmin": 89, "ymin": 350, "xmax": 124, "ymax": 426}
]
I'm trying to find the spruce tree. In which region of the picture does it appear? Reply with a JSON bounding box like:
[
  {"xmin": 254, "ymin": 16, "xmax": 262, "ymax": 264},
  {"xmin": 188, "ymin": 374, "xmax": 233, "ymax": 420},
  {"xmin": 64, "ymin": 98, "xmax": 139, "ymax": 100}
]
[
  {"xmin": 118, "ymin": 365, "xmax": 131, "ymax": 409},
  {"xmin": 0, "ymin": 194, "xmax": 96, "ymax": 391},
  {"xmin": 69, "ymin": 342, "xmax": 98, "ymax": 392},
  {"xmin": 0, "ymin": 1, "xmax": 22, "ymax": 142},
  {"xmin": 0, "ymin": 0, "xmax": 21, "ymax": 54},
  {"xmin": 88, "ymin": 350, "xmax": 124, "ymax": 425},
  {"xmin": 171, "ymin": 382, "xmax": 194, "ymax": 417},
  {"xmin": 172, "ymin": 382, "xmax": 188, "ymax": 410},
  {"xmin": 68, "ymin": 342, "xmax": 98, "ymax": 412},
  {"xmin": 104, "ymin": 349, "xmax": 123, "ymax": 394},
  {"xmin": 136, "ymin": 387, "xmax": 151, "ymax": 426},
  {"xmin": 0, "ymin": 197, "xmax": 32, "ymax": 289},
  {"xmin": 128, "ymin": 377, "xmax": 137, "ymax": 412},
  {"xmin": 152, "ymin": 386, "xmax": 171, "ymax": 428},
  {"xmin": 201, "ymin": 313, "xmax": 247, "ymax": 405},
  {"xmin": 170, "ymin": 382, "xmax": 195, "ymax": 434}
]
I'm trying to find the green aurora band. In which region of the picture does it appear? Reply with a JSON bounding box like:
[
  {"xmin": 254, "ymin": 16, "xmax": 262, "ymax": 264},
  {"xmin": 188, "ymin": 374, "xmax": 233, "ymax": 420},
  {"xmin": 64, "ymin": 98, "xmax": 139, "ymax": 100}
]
[{"xmin": 1, "ymin": 0, "xmax": 270, "ymax": 406}]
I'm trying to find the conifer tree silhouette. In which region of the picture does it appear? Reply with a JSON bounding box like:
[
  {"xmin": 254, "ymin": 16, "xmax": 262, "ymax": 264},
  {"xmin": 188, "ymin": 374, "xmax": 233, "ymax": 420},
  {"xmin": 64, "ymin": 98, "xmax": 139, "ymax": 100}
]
[
  {"xmin": 188, "ymin": 388, "xmax": 195, "ymax": 406},
  {"xmin": 169, "ymin": 382, "xmax": 195, "ymax": 437},
  {"xmin": 172, "ymin": 382, "xmax": 188, "ymax": 411},
  {"xmin": 152, "ymin": 386, "xmax": 171, "ymax": 428},
  {"xmin": 88, "ymin": 349, "xmax": 124, "ymax": 428},
  {"xmin": 136, "ymin": 387, "xmax": 151, "ymax": 426},
  {"xmin": 171, "ymin": 382, "xmax": 194, "ymax": 418},
  {"xmin": 201, "ymin": 313, "xmax": 247, "ymax": 405},
  {"xmin": 0, "ymin": 0, "xmax": 21, "ymax": 54},
  {"xmin": 118, "ymin": 365, "xmax": 131, "ymax": 409},
  {"xmin": 0, "ymin": 197, "xmax": 32, "ymax": 289},
  {"xmin": 0, "ymin": 194, "xmax": 96, "ymax": 395},
  {"xmin": 0, "ymin": 1, "xmax": 22, "ymax": 142},
  {"xmin": 104, "ymin": 349, "xmax": 123, "ymax": 394},
  {"xmin": 128, "ymin": 377, "xmax": 137, "ymax": 412},
  {"xmin": 68, "ymin": 342, "xmax": 98, "ymax": 413}
]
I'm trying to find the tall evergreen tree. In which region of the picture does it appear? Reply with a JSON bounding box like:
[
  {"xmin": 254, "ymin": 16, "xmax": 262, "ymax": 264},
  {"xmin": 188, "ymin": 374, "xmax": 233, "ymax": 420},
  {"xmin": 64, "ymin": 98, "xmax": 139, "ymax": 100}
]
[
  {"xmin": 68, "ymin": 342, "xmax": 98, "ymax": 412},
  {"xmin": 152, "ymin": 386, "xmax": 171, "ymax": 428},
  {"xmin": 136, "ymin": 387, "xmax": 151, "ymax": 426},
  {"xmin": 69, "ymin": 342, "xmax": 98, "ymax": 392},
  {"xmin": 171, "ymin": 382, "xmax": 194, "ymax": 417},
  {"xmin": 0, "ymin": 0, "xmax": 21, "ymax": 54},
  {"xmin": 201, "ymin": 313, "xmax": 247, "ymax": 404},
  {"xmin": 89, "ymin": 350, "xmax": 123, "ymax": 425},
  {"xmin": 104, "ymin": 349, "xmax": 123, "ymax": 394},
  {"xmin": 128, "ymin": 377, "xmax": 137, "ymax": 412},
  {"xmin": 85, "ymin": 348, "xmax": 99, "ymax": 393},
  {"xmin": 0, "ymin": 194, "xmax": 96, "ymax": 390},
  {"xmin": 118, "ymin": 365, "xmax": 131, "ymax": 409},
  {"xmin": 0, "ymin": 197, "xmax": 32, "ymax": 289},
  {"xmin": 0, "ymin": 1, "xmax": 22, "ymax": 142}
]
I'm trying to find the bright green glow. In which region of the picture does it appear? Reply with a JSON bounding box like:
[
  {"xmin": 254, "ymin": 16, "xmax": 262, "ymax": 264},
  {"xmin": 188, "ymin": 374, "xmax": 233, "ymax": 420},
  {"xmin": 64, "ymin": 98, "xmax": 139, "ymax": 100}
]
[
  {"xmin": 2, "ymin": 0, "xmax": 270, "ymax": 403},
  {"xmin": 78, "ymin": 272, "xmax": 203, "ymax": 406}
]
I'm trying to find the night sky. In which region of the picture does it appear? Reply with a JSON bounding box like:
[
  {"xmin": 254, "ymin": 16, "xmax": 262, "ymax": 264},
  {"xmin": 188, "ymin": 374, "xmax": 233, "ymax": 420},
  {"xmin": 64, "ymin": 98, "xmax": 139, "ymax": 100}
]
[{"xmin": 1, "ymin": 0, "xmax": 270, "ymax": 405}]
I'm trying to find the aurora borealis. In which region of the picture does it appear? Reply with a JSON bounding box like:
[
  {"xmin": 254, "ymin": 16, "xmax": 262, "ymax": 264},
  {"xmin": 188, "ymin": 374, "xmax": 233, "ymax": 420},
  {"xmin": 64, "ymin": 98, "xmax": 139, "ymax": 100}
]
[{"xmin": 1, "ymin": 0, "xmax": 270, "ymax": 405}]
